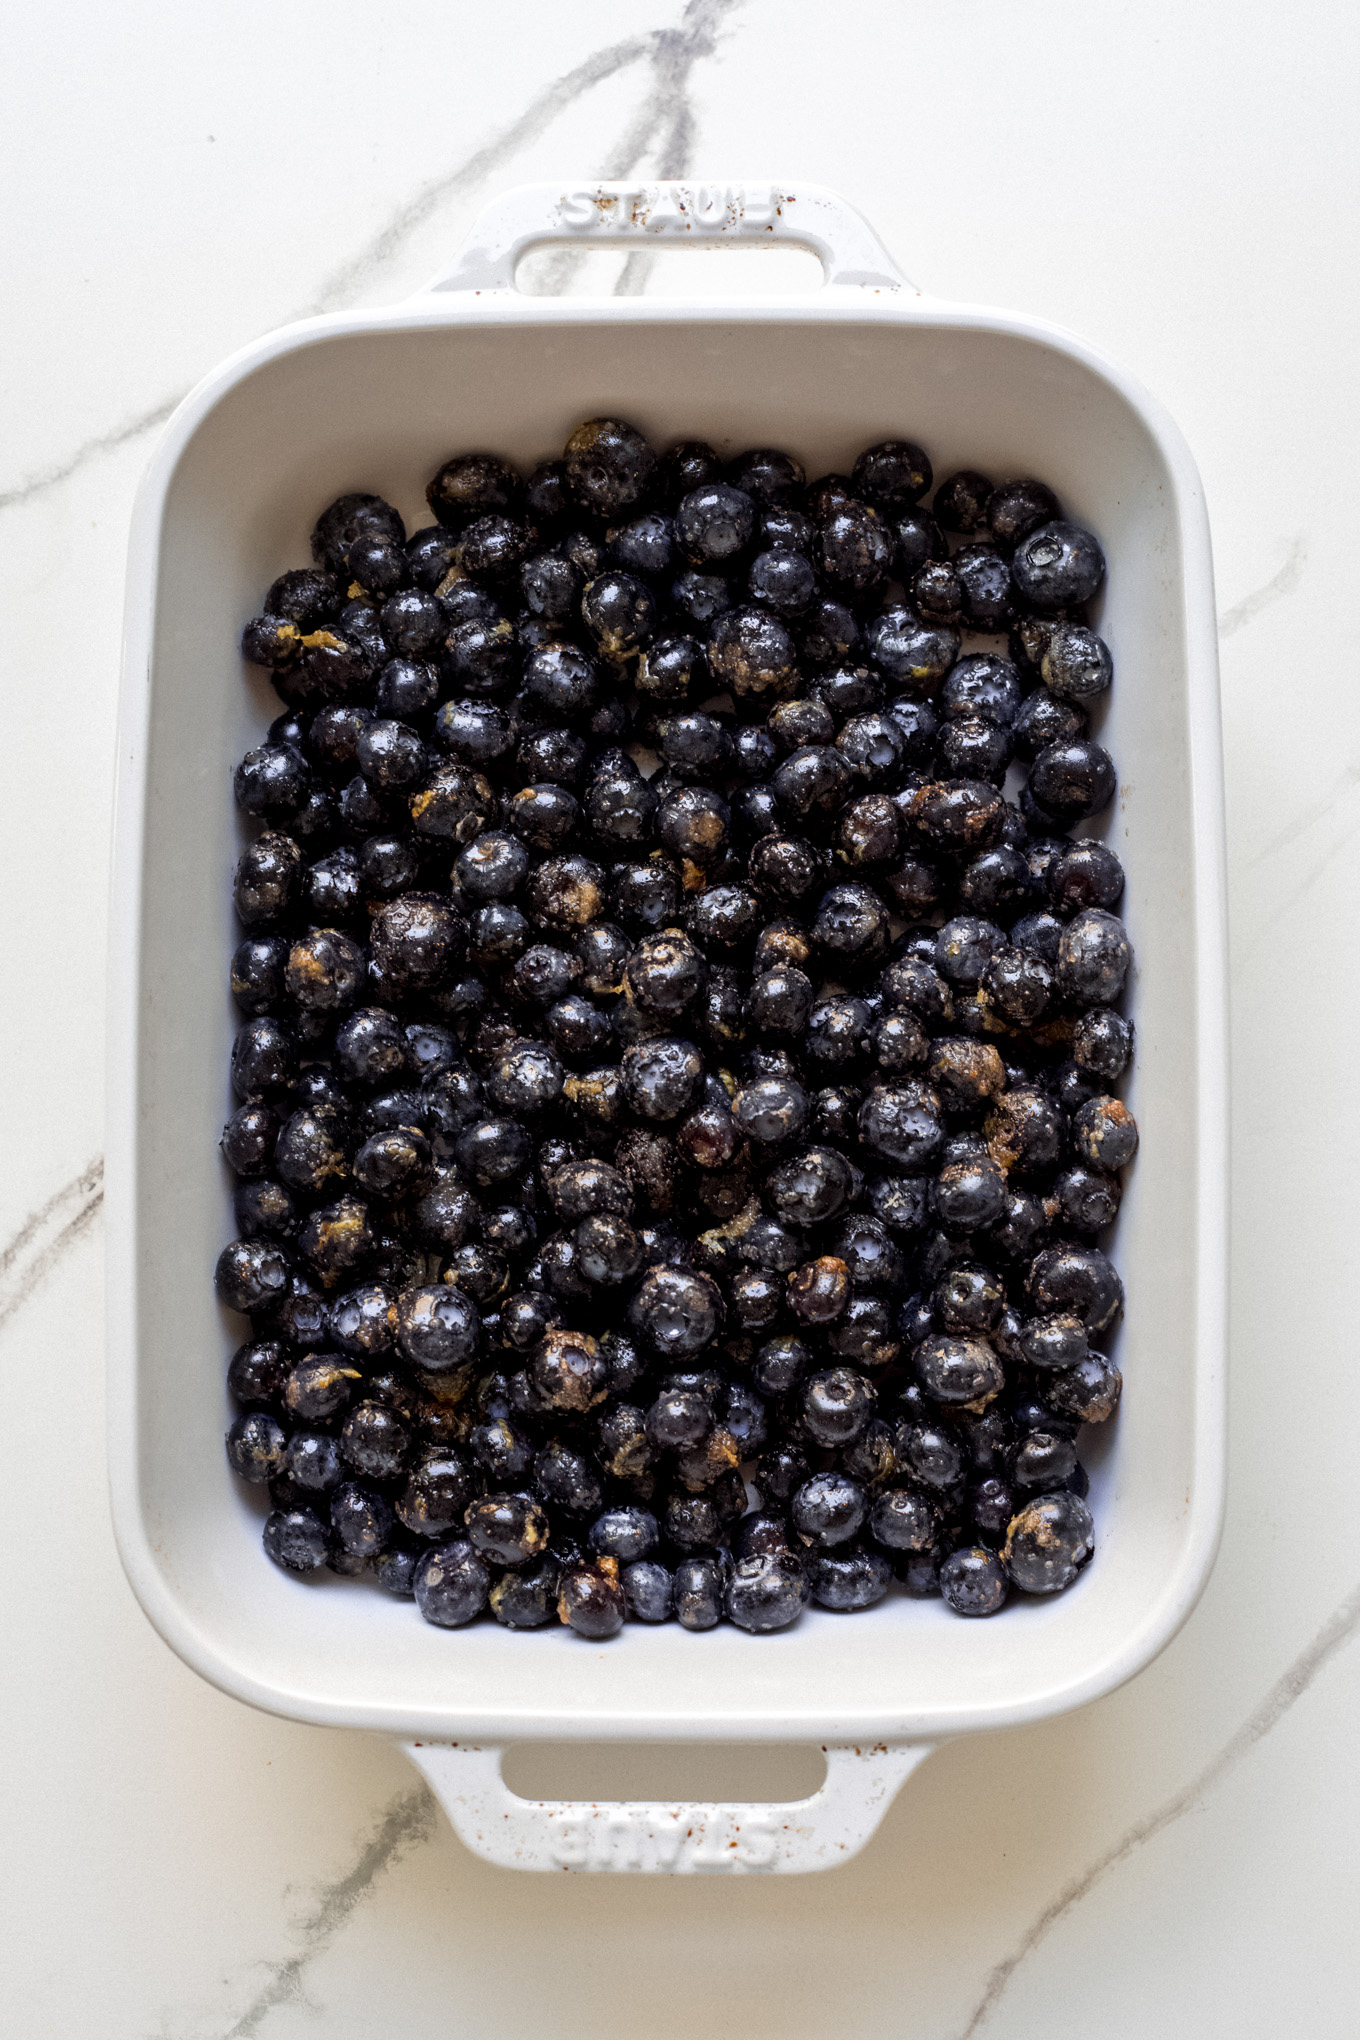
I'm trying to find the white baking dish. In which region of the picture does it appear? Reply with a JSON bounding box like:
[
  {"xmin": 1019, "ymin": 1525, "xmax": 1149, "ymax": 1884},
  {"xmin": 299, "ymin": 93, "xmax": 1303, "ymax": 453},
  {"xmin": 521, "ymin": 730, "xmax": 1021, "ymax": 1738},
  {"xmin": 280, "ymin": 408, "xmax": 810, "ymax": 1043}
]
[{"xmin": 108, "ymin": 183, "xmax": 1228, "ymax": 1874}]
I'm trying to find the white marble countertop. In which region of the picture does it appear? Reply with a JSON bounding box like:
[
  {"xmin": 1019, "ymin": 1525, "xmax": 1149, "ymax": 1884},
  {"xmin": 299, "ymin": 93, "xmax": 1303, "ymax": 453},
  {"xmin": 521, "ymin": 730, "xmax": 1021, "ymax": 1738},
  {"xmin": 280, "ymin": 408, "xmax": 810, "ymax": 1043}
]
[{"xmin": 3, "ymin": 1, "xmax": 1358, "ymax": 2032}]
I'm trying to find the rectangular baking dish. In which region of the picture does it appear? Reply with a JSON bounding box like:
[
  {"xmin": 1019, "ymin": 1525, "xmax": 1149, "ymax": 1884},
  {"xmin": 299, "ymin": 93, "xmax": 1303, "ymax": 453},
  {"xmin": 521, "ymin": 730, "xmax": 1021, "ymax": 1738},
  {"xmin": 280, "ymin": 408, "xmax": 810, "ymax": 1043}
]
[{"xmin": 108, "ymin": 183, "xmax": 1228, "ymax": 1873}]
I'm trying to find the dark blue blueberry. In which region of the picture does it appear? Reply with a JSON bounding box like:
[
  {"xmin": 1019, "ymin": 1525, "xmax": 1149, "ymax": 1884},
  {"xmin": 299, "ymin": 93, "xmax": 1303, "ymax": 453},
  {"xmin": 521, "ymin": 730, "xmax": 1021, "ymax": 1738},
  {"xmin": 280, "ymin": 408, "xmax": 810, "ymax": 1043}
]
[
  {"xmin": 263, "ymin": 1508, "xmax": 330, "ymax": 1574},
  {"xmin": 940, "ymin": 1545, "xmax": 1008, "ymax": 1616},
  {"xmin": 807, "ymin": 1546, "xmax": 893, "ymax": 1611},
  {"xmin": 414, "ymin": 1538, "xmax": 491, "ymax": 1626},
  {"xmin": 622, "ymin": 1560, "xmax": 674, "ymax": 1623}
]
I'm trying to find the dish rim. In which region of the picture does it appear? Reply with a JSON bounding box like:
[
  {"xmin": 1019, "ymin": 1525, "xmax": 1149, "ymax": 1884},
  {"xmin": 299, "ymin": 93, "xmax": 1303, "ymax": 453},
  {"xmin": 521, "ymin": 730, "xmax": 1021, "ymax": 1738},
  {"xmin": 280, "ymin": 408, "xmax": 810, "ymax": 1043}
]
[{"xmin": 106, "ymin": 282, "xmax": 1228, "ymax": 1744}]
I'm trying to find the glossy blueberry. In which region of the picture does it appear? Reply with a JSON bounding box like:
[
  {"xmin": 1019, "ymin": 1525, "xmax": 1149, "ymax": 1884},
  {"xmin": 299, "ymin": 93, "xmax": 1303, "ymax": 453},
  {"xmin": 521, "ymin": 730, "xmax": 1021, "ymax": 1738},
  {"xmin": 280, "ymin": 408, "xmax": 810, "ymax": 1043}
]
[
  {"xmin": 263, "ymin": 1508, "xmax": 330, "ymax": 1573},
  {"xmin": 792, "ymin": 1472, "xmax": 867, "ymax": 1548},
  {"xmin": 807, "ymin": 1546, "xmax": 893, "ymax": 1611},
  {"xmin": 1072, "ymin": 1009, "xmax": 1135, "ymax": 1082},
  {"xmin": 1056, "ymin": 908, "xmax": 1132, "ymax": 1005},
  {"xmin": 414, "ymin": 1538, "xmax": 491, "ymax": 1626},
  {"xmin": 1003, "ymin": 1490, "xmax": 1094, "ymax": 1593},
  {"xmin": 623, "ymin": 1560, "xmax": 674, "ymax": 1622},
  {"xmin": 940, "ymin": 1545, "xmax": 1008, "ymax": 1616},
  {"xmin": 1011, "ymin": 520, "xmax": 1106, "ymax": 610},
  {"xmin": 715, "ymin": 1551, "xmax": 807, "ymax": 1641}
]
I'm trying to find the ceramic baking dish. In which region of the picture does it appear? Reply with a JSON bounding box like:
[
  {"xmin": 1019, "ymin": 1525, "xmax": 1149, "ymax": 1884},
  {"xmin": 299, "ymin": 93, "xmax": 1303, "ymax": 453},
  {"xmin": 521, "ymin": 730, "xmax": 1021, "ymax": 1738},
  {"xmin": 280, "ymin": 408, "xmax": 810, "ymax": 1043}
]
[{"xmin": 108, "ymin": 183, "xmax": 1228, "ymax": 1874}]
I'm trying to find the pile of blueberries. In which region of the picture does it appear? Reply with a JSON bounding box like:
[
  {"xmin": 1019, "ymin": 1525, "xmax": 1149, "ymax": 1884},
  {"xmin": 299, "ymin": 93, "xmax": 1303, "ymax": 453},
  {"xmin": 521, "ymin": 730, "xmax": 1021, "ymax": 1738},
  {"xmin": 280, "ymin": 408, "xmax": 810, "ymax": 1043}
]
[{"xmin": 218, "ymin": 417, "xmax": 1135, "ymax": 1638}]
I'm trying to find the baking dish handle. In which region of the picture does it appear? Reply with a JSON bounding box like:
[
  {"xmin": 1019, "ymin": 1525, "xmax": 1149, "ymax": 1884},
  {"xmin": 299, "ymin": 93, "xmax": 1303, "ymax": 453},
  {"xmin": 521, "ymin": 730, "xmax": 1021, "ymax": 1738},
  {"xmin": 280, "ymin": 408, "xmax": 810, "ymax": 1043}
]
[
  {"xmin": 419, "ymin": 181, "xmax": 911, "ymax": 295},
  {"xmin": 399, "ymin": 1738, "xmax": 934, "ymax": 1875}
]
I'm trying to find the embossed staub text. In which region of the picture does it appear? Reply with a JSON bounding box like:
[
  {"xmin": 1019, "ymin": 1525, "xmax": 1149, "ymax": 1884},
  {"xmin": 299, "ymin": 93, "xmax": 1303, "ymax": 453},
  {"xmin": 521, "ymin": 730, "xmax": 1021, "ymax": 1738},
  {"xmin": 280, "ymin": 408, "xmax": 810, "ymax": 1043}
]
[
  {"xmin": 547, "ymin": 1808, "xmax": 780, "ymax": 1872},
  {"xmin": 557, "ymin": 184, "xmax": 788, "ymax": 233}
]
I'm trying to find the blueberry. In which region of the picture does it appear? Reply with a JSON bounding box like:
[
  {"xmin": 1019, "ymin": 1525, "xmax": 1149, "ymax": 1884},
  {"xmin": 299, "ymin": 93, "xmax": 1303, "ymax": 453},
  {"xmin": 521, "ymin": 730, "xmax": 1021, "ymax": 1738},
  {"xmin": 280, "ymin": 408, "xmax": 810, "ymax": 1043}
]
[
  {"xmin": 397, "ymin": 1450, "xmax": 476, "ymax": 1539},
  {"xmin": 1002, "ymin": 1490, "xmax": 1094, "ymax": 1593},
  {"xmin": 414, "ymin": 1538, "xmax": 491, "ymax": 1626},
  {"xmin": 981, "ymin": 946, "xmax": 1052, "ymax": 1026},
  {"xmin": 1029, "ymin": 739, "xmax": 1115, "ymax": 822},
  {"xmin": 1045, "ymin": 1350, "xmax": 1122, "ymax": 1425},
  {"xmin": 749, "ymin": 548, "xmax": 818, "ymax": 615},
  {"xmin": 853, "ymin": 440, "xmax": 932, "ymax": 509},
  {"xmin": 453, "ymin": 1116, "xmax": 534, "ymax": 1185},
  {"xmin": 435, "ymin": 697, "xmax": 514, "ymax": 767},
  {"xmin": 622, "ymin": 1036, "xmax": 705, "ymax": 1121},
  {"xmin": 425, "ymin": 455, "xmax": 519, "ymax": 531},
  {"xmin": 676, "ymin": 482, "xmax": 756, "ymax": 566},
  {"xmin": 1026, "ymin": 1243, "xmax": 1124, "ymax": 1334},
  {"xmin": 1042, "ymin": 623, "xmax": 1113, "ymax": 703},
  {"xmin": 818, "ymin": 503, "xmax": 894, "ymax": 596},
  {"xmin": 792, "ymin": 1471, "xmax": 867, "ymax": 1547},
  {"xmin": 926, "ymin": 1039, "xmax": 1007, "ymax": 1118},
  {"xmin": 802, "ymin": 1367, "xmax": 876, "ymax": 1446},
  {"xmin": 787, "ymin": 1256, "xmax": 850, "ymax": 1325},
  {"xmin": 1072, "ymin": 1095, "xmax": 1139, "ymax": 1169},
  {"xmin": 465, "ymin": 1493, "xmax": 551, "ymax": 1567},
  {"xmin": 934, "ymin": 1260, "xmax": 1004, "ymax": 1335},
  {"xmin": 913, "ymin": 1334, "xmax": 1005, "ymax": 1405},
  {"xmin": 1056, "ymin": 909, "xmax": 1132, "ymax": 1005},
  {"xmin": 900, "ymin": 1551, "xmax": 943, "ymax": 1598},
  {"xmin": 1009, "ymin": 1429, "xmax": 1079, "ymax": 1493},
  {"xmin": 395, "ymin": 1284, "xmax": 480, "ymax": 1375},
  {"xmin": 283, "ymin": 1430, "xmax": 344, "ymax": 1495},
  {"xmin": 727, "ymin": 447, "xmax": 805, "ymax": 506},
  {"xmin": 940, "ymin": 1545, "xmax": 1008, "ymax": 1616},
  {"xmin": 895, "ymin": 1420, "xmax": 966, "ymax": 1492},
  {"xmin": 628, "ymin": 1265, "xmax": 722, "ymax": 1359},
  {"xmin": 607, "ymin": 511, "xmax": 675, "ymax": 579},
  {"xmin": 623, "ymin": 1560, "xmax": 674, "ymax": 1622},
  {"xmin": 858, "ymin": 1081, "xmax": 943, "ymax": 1172},
  {"xmin": 807, "ymin": 1546, "xmax": 893, "ymax": 1611},
  {"xmin": 866, "ymin": 1173, "xmax": 930, "ymax": 1238},
  {"xmin": 373, "ymin": 1545, "xmax": 421, "ymax": 1598},
  {"xmin": 1011, "ymin": 520, "xmax": 1105, "ymax": 610},
  {"xmin": 563, "ymin": 418, "xmax": 655, "ymax": 518},
  {"xmin": 909, "ymin": 779, "xmax": 1004, "ymax": 852},
  {"xmin": 800, "ymin": 597, "xmax": 861, "ymax": 670},
  {"xmin": 490, "ymin": 1558, "xmax": 563, "ymax": 1628},
  {"xmin": 228, "ymin": 1340, "xmax": 289, "ymax": 1408},
  {"xmin": 868, "ymin": 1487, "xmax": 936, "ymax": 1552},
  {"xmin": 263, "ymin": 1508, "xmax": 330, "ymax": 1573},
  {"xmin": 724, "ymin": 1554, "xmax": 806, "ymax": 1632},
  {"xmin": 765, "ymin": 1145, "xmax": 856, "ymax": 1226},
  {"xmin": 984, "ymin": 1085, "xmax": 1064, "ymax": 1180},
  {"xmin": 933, "ymin": 471, "xmax": 993, "ymax": 534},
  {"xmin": 582, "ymin": 572, "xmax": 657, "ymax": 659},
  {"xmin": 708, "ymin": 607, "xmax": 798, "ymax": 702},
  {"xmin": 226, "ymin": 1412, "xmax": 288, "ymax": 1484},
  {"xmin": 589, "ymin": 1507, "xmax": 660, "ymax": 1564},
  {"xmin": 285, "ymin": 1353, "xmax": 362, "ymax": 1423},
  {"xmin": 215, "ymin": 1237, "xmax": 291, "ymax": 1315},
  {"xmin": 331, "ymin": 1482, "xmax": 395, "ymax": 1559},
  {"xmin": 979, "ymin": 478, "xmax": 1058, "ymax": 552}
]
